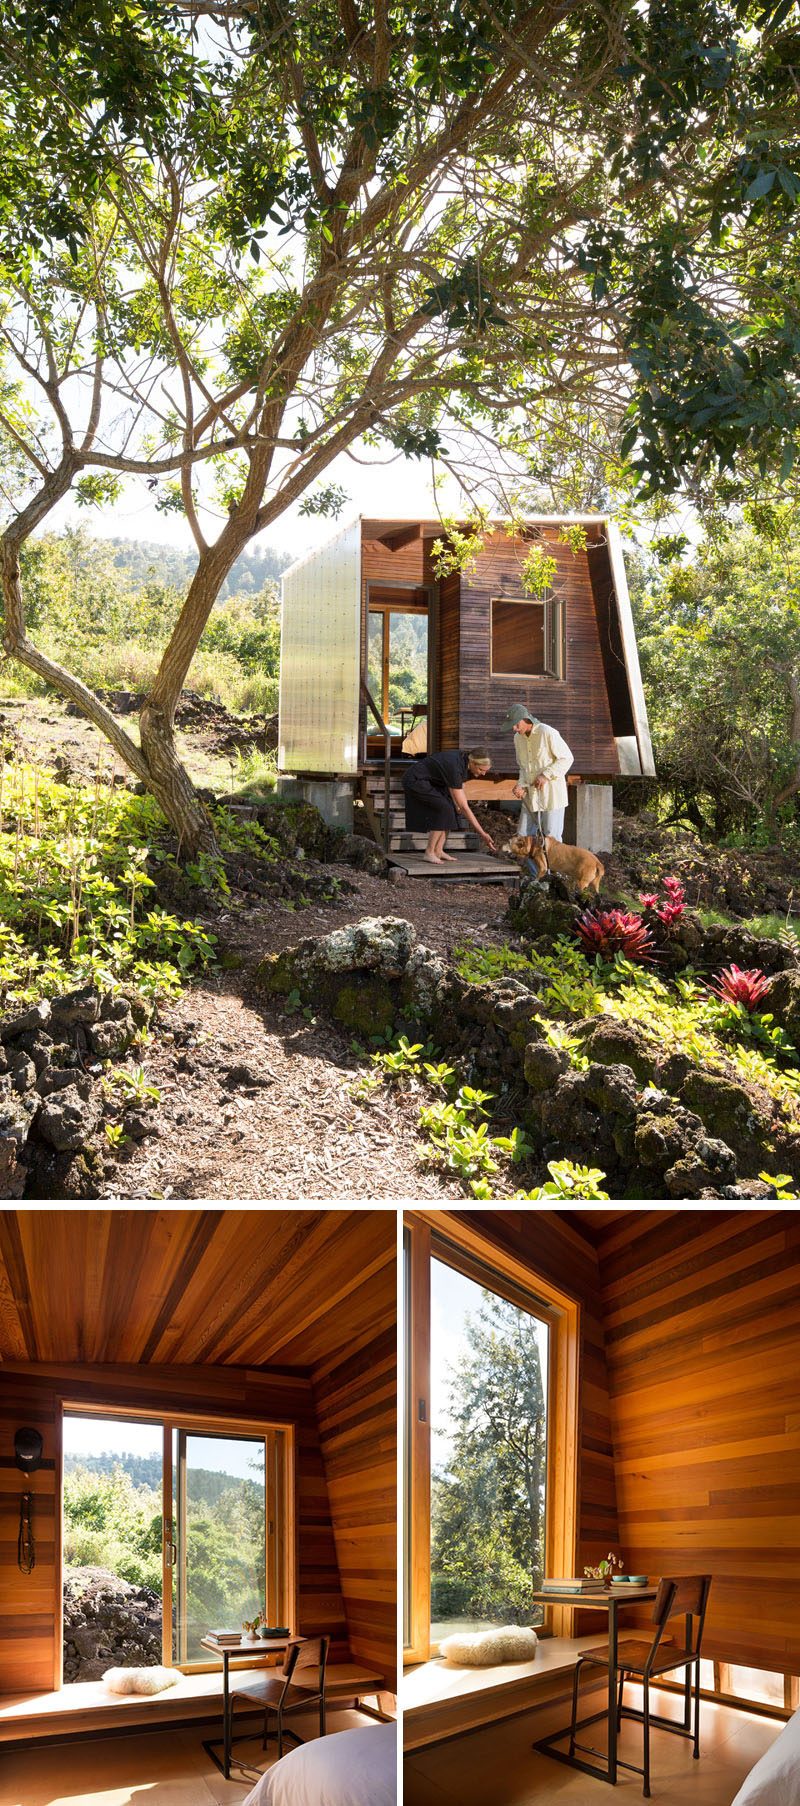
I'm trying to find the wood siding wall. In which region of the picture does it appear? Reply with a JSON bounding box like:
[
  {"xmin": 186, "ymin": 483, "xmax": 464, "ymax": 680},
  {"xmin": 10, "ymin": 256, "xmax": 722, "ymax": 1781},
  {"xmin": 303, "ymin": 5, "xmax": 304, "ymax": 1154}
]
[
  {"xmin": 312, "ymin": 1284, "xmax": 397, "ymax": 1690},
  {"xmin": 598, "ymin": 1209, "xmax": 800, "ymax": 1673},
  {"xmin": 448, "ymin": 1211, "xmax": 620, "ymax": 1575},
  {"xmin": 436, "ymin": 569, "xmax": 460, "ymax": 749},
  {"xmin": 0, "ymin": 1361, "xmax": 348, "ymax": 1696},
  {"xmin": 359, "ymin": 523, "xmax": 626, "ymax": 775},
  {"xmin": 458, "ymin": 530, "xmax": 620, "ymax": 774}
]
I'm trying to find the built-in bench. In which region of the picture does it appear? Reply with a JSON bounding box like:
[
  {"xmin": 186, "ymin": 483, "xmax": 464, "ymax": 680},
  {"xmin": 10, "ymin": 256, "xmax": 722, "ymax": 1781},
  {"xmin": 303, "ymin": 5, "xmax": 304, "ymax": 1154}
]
[
  {"xmin": 0, "ymin": 1662, "xmax": 389, "ymax": 1748},
  {"xmin": 402, "ymin": 1634, "xmax": 607, "ymax": 1751}
]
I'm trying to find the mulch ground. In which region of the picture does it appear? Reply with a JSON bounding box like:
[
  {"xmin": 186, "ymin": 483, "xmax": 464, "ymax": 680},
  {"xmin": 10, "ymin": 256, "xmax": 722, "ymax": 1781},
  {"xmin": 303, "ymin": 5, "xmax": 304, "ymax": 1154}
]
[{"xmin": 107, "ymin": 865, "xmax": 514, "ymax": 1201}]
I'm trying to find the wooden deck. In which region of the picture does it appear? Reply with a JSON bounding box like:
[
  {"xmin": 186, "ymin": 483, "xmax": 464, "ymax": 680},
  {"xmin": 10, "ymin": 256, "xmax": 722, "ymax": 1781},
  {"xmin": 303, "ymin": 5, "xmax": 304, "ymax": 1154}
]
[{"xmin": 388, "ymin": 850, "xmax": 519, "ymax": 882}]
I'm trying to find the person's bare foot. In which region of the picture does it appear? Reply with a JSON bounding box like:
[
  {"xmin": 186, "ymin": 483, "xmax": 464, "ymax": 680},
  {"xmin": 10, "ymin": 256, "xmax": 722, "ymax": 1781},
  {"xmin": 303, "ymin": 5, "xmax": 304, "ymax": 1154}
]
[
  {"xmin": 423, "ymin": 852, "xmax": 444, "ymax": 864},
  {"xmin": 440, "ymin": 851, "xmax": 458, "ymax": 861}
]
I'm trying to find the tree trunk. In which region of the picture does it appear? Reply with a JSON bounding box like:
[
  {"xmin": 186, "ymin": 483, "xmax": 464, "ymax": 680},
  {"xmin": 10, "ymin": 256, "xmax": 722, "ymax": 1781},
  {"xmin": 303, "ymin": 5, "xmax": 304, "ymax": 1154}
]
[{"xmin": 138, "ymin": 699, "xmax": 219, "ymax": 859}]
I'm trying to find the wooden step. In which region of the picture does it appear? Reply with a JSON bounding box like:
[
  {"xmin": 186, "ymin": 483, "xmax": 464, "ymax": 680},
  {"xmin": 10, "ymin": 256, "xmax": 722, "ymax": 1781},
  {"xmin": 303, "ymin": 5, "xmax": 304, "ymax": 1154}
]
[
  {"xmin": 386, "ymin": 850, "xmax": 519, "ymax": 882},
  {"xmin": 389, "ymin": 831, "xmax": 478, "ymax": 851}
]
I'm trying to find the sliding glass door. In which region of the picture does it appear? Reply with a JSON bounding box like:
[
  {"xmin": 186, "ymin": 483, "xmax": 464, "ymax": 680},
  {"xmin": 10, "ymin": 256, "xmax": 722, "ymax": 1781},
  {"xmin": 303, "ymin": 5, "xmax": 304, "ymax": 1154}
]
[
  {"xmin": 63, "ymin": 1410, "xmax": 291, "ymax": 1679},
  {"xmin": 172, "ymin": 1429, "xmax": 275, "ymax": 1662}
]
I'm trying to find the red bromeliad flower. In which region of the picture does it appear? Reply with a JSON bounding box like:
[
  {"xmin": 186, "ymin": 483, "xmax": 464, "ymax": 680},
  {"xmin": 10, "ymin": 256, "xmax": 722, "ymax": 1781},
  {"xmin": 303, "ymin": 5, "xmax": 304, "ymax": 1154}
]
[
  {"xmin": 639, "ymin": 876, "xmax": 686, "ymax": 928},
  {"xmin": 576, "ymin": 908, "xmax": 654, "ymax": 962},
  {"xmin": 709, "ymin": 965, "xmax": 772, "ymax": 1012}
]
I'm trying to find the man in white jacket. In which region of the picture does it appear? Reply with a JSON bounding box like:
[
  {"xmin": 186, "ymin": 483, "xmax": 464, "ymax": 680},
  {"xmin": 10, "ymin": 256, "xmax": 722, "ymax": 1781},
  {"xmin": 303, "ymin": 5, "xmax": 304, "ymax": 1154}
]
[{"xmin": 501, "ymin": 704, "xmax": 573, "ymax": 841}]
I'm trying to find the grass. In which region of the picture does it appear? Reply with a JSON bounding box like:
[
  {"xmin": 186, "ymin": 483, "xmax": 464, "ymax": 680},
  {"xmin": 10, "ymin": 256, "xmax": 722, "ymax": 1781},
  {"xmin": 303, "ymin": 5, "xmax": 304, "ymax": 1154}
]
[
  {"xmin": 695, "ymin": 905, "xmax": 800, "ymax": 940},
  {"xmin": 3, "ymin": 640, "xmax": 279, "ymax": 717}
]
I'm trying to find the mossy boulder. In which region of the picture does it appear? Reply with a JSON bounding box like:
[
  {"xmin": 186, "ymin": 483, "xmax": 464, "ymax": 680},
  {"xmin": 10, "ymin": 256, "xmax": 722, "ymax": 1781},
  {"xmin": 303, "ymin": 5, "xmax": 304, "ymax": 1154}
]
[
  {"xmin": 507, "ymin": 877, "xmax": 575, "ymax": 943},
  {"xmin": 678, "ymin": 1070, "xmax": 769, "ymax": 1171},
  {"xmin": 523, "ymin": 1041, "xmax": 569, "ymax": 1092},
  {"xmin": 256, "ymin": 915, "xmax": 441, "ymax": 1036},
  {"xmin": 703, "ymin": 924, "xmax": 799, "ymax": 978},
  {"xmin": 765, "ymin": 969, "xmax": 800, "ymax": 1036},
  {"xmin": 581, "ymin": 1018, "xmax": 659, "ymax": 1085}
]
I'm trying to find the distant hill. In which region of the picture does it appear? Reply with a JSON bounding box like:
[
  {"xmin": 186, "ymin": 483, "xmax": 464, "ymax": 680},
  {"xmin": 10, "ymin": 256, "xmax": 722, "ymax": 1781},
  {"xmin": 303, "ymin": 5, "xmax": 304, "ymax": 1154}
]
[
  {"xmin": 64, "ymin": 1450, "xmax": 261, "ymax": 1505},
  {"xmin": 104, "ymin": 538, "xmax": 291, "ymax": 597}
]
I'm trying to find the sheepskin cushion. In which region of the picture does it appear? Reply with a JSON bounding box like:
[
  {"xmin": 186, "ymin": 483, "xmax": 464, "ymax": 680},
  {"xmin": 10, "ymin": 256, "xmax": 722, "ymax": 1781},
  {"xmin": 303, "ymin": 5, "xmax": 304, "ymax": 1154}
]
[
  {"xmin": 102, "ymin": 1665, "xmax": 180, "ymax": 1695},
  {"xmin": 438, "ymin": 1625, "xmax": 539, "ymax": 1667}
]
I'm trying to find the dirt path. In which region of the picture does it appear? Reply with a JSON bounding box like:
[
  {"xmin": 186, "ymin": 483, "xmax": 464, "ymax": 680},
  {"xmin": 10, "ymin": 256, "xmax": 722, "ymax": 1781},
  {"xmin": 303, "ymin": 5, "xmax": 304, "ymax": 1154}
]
[{"xmin": 108, "ymin": 865, "xmax": 514, "ymax": 1200}]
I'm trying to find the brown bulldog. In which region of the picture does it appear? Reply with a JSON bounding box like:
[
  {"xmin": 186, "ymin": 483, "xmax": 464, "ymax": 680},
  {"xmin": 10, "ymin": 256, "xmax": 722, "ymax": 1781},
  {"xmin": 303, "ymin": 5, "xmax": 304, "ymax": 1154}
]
[{"xmin": 504, "ymin": 833, "xmax": 604, "ymax": 896}]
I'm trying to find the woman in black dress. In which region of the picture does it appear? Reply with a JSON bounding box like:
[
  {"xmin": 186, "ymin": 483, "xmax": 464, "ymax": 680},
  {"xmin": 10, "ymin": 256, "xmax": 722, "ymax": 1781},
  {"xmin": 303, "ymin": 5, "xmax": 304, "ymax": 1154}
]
[{"xmin": 402, "ymin": 747, "xmax": 495, "ymax": 864}]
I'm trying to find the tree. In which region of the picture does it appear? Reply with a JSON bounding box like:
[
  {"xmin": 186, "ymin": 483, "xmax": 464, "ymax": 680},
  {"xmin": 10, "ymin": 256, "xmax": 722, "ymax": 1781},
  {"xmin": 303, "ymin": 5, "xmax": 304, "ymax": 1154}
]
[
  {"xmin": 633, "ymin": 511, "xmax": 800, "ymax": 840},
  {"xmin": 432, "ymin": 1292, "xmax": 547, "ymax": 1624},
  {"xmin": 1, "ymin": 0, "xmax": 799, "ymax": 854}
]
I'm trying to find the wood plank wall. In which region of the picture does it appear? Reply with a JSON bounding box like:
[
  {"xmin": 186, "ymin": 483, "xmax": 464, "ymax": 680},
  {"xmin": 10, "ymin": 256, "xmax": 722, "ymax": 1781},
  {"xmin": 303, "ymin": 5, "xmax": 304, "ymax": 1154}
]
[
  {"xmin": 0, "ymin": 1361, "xmax": 349, "ymax": 1696},
  {"xmin": 447, "ymin": 1211, "xmax": 620, "ymax": 1575},
  {"xmin": 437, "ymin": 569, "xmax": 460, "ymax": 748},
  {"xmin": 360, "ymin": 524, "xmax": 625, "ymax": 775},
  {"xmin": 458, "ymin": 530, "xmax": 620, "ymax": 774},
  {"xmin": 598, "ymin": 1209, "xmax": 800, "ymax": 1673},
  {"xmin": 311, "ymin": 1261, "xmax": 397, "ymax": 1690}
]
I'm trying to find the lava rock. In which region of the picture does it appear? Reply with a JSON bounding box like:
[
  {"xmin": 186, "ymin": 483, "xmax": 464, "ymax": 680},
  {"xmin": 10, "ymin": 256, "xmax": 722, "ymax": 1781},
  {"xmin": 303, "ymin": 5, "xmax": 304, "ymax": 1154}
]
[
  {"xmin": 63, "ymin": 1567, "xmax": 162, "ymax": 1683},
  {"xmin": 765, "ymin": 970, "xmax": 800, "ymax": 1037},
  {"xmin": 582, "ymin": 1019, "xmax": 658, "ymax": 1085},
  {"xmin": 36, "ymin": 1085, "xmax": 99, "ymax": 1152},
  {"xmin": 523, "ymin": 1041, "xmax": 569, "ymax": 1092},
  {"xmin": 37, "ymin": 1067, "xmax": 93, "ymax": 1101},
  {"xmin": 7, "ymin": 1052, "xmax": 37, "ymax": 1094},
  {"xmin": 88, "ymin": 1015, "xmax": 135, "ymax": 1060},
  {"xmin": 15, "ymin": 1031, "xmax": 54, "ymax": 1074},
  {"xmin": 122, "ymin": 1108, "xmax": 160, "ymax": 1141},
  {"xmin": 0, "ymin": 998, "xmax": 51, "ymax": 1042},
  {"xmin": 50, "ymin": 985, "xmax": 101, "ymax": 1029}
]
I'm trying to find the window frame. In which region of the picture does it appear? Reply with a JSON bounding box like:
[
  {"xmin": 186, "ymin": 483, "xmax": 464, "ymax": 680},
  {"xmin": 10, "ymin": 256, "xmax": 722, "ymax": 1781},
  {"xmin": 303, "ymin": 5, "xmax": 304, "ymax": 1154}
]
[
  {"xmin": 403, "ymin": 1212, "xmax": 579, "ymax": 1666},
  {"xmin": 60, "ymin": 1401, "xmax": 296, "ymax": 1681},
  {"xmin": 489, "ymin": 592, "xmax": 567, "ymax": 682}
]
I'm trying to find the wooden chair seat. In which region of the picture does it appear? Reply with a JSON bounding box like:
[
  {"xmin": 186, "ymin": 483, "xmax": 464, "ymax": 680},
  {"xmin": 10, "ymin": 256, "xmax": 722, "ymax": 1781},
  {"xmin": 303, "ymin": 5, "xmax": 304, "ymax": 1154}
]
[
  {"xmin": 230, "ymin": 1675, "xmax": 320, "ymax": 1710},
  {"xmin": 580, "ymin": 1638, "xmax": 690, "ymax": 1676}
]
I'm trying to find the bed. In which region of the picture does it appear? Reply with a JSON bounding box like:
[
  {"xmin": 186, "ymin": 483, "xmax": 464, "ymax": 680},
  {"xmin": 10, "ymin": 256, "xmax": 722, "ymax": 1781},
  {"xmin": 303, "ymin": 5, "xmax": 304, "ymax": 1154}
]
[
  {"xmin": 242, "ymin": 1721, "xmax": 396, "ymax": 1806},
  {"xmin": 730, "ymin": 1705, "xmax": 800, "ymax": 1805}
]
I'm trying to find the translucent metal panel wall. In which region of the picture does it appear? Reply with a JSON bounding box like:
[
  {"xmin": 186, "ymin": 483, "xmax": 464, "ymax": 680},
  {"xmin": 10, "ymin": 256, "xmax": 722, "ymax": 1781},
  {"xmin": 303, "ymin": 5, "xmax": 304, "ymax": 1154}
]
[{"xmin": 278, "ymin": 518, "xmax": 362, "ymax": 774}]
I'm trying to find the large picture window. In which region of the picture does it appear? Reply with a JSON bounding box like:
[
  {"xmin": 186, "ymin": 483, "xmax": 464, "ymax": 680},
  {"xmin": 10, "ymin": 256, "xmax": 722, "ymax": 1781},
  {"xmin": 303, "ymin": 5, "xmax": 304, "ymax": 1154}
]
[
  {"xmin": 403, "ymin": 1213, "xmax": 578, "ymax": 1666},
  {"xmin": 491, "ymin": 594, "xmax": 565, "ymax": 680},
  {"xmin": 430, "ymin": 1255, "xmax": 550, "ymax": 1644}
]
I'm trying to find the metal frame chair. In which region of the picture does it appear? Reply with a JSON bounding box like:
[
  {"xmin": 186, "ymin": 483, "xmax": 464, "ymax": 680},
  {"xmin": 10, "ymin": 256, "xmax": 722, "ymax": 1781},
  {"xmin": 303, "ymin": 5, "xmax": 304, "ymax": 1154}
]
[
  {"xmin": 229, "ymin": 1635, "xmax": 329, "ymax": 1762},
  {"xmin": 569, "ymin": 1576, "xmax": 712, "ymax": 1797}
]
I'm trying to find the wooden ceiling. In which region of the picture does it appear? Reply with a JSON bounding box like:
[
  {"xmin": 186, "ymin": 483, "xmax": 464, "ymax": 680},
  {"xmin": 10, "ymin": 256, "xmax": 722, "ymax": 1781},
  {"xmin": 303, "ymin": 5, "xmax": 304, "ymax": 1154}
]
[{"xmin": 0, "ymin": 1210, "xmax": 395, "ymax": 1370}]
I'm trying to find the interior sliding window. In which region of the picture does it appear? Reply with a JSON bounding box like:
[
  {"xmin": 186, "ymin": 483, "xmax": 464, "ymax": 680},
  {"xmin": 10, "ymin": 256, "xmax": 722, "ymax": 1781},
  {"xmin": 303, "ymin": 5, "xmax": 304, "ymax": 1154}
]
[
  {"xmin": 62, "ymin": 1410, "xmax": 291, "ymax": 1681},
  {"xmin": 490, "ymin": 594, "xmax": 565, "ymax": 680}
]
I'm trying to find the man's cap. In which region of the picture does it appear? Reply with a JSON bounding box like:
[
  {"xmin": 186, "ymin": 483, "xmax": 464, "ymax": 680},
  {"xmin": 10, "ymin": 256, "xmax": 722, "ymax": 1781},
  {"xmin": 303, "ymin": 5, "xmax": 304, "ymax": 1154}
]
[{"xmin": 500, "ymin": 705, "xmax": 538, "ymax": 729}]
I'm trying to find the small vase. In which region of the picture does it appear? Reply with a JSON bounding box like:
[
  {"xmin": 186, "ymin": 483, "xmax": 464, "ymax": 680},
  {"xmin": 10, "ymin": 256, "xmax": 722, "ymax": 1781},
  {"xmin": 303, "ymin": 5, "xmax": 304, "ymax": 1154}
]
[
  {"xmin": 602, "ymin": 1576, "xmax": 613, "ymax": 1589},
  {"xmin": 242, "ymin": 1631, "xmax": 258, "ymax": 1644}
]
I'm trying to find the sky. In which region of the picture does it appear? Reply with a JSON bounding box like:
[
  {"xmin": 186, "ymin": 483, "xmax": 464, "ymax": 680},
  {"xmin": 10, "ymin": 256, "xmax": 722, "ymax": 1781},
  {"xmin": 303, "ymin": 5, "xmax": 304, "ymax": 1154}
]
[
  {"xmin": 429, "ymin": 1257, "xmax": 549, "ymax": 1469},
  {"xmin": 49, "ymin": 432, "xmax": 460, "ymax": 562},
  {"xmin": 63, "ymin": 1415, "xmax": 263, "ymax": 1481}
]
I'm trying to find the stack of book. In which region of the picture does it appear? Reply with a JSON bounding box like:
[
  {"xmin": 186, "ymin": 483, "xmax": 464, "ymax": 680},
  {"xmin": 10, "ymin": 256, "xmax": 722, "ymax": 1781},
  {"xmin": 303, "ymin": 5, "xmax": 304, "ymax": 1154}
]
[
  {"xmin": 206, "ymin": 1630, "xmax": 248, "ymax": 1647},
  {"xmin": 540, "ymin": 1577, "xmax": 608, "ymax": 1594}
]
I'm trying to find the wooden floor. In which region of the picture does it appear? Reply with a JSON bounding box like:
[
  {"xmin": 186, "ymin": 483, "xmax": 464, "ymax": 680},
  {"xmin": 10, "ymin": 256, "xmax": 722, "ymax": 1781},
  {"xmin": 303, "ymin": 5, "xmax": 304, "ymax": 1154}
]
[
  {"xmin": 1, "ymin": 1706, "xmax": 368, "ymax": 1805},
  {"xmin": 404, "ymin": 1685, "xmax": 783, "ymax": 1805}
]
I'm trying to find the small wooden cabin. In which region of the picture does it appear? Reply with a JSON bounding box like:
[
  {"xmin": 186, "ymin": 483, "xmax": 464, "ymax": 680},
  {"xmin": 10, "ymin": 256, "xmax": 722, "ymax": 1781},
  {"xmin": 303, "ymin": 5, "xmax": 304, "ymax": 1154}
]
[{"xmin": 278, "ymin": 515, "xmax": 654, "ymax": 853}]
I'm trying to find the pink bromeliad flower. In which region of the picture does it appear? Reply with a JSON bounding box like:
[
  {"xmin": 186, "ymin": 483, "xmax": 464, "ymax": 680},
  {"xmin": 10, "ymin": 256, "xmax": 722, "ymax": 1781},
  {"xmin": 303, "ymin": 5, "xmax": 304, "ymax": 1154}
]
[{"xmin": 708, "ymin": 965, "xmax": 772, "ymax": 1013}]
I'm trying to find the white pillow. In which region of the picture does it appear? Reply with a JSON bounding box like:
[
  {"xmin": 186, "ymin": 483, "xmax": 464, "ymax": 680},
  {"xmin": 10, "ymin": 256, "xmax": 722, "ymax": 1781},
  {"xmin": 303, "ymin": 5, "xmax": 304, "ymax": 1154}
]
[
  {"xmin": 438, "ymin": 1625, "xmax": 539, "ymax": 1667},
  {"xmin": 102, "ymin": 1665, "xmax": 181, "ymax": 1695}
]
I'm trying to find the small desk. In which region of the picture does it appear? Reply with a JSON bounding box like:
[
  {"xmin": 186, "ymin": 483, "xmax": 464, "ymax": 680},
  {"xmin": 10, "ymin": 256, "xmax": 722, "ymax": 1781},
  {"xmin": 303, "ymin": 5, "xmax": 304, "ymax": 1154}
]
[
  {"xmin": 199, "ymin": 1635, "xmax": 291, "ymax": 1780},
  {"xmin": 531, "ymin": 1587, "xmax": 659, "ymax": 1786}
]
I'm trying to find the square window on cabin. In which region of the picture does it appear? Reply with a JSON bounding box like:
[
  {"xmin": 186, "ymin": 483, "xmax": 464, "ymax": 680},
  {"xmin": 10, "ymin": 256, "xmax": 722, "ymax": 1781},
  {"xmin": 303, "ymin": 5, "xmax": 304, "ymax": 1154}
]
[{"xmin": 490, "ymin": 595, "xmax": 565, "ymax": 680}]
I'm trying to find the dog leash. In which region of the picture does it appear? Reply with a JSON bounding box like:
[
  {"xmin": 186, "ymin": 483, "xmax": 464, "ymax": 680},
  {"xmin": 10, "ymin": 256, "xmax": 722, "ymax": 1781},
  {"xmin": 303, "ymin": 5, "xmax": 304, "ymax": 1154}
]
[{"xmin": 536, "ymin": 804, "xmax": 551, "ymax": 873}]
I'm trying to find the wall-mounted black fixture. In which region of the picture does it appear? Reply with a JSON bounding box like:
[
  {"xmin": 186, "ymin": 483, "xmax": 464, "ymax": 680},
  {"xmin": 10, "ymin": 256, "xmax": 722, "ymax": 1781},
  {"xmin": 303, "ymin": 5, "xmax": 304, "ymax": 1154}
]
[
  {"xmin": 14, "ymin": 1427, "xmax": 43, "ymax": 1473},
  {"xmin": 14, "ymin": 1429, "xmax": 43, "ymax": 1575}
]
